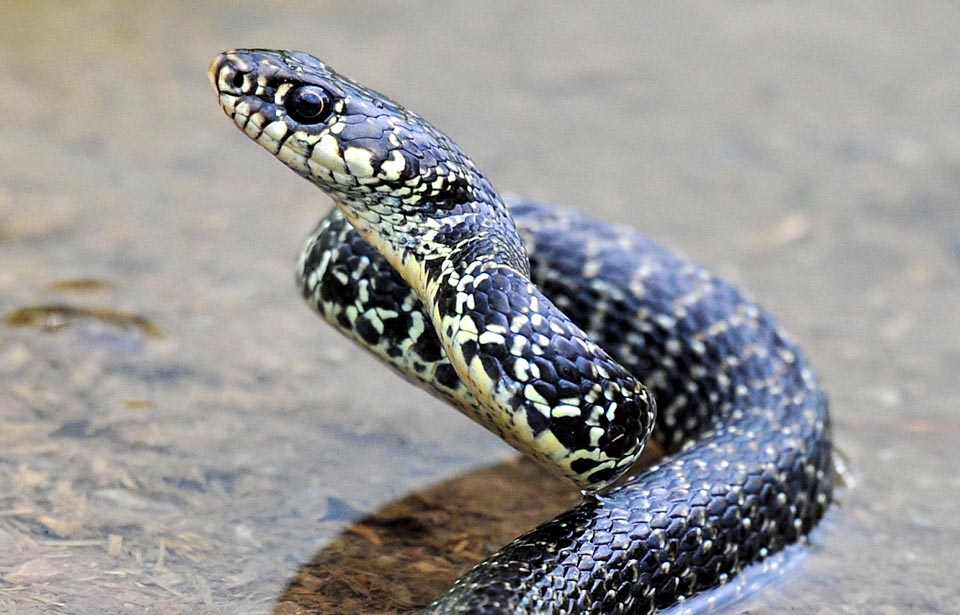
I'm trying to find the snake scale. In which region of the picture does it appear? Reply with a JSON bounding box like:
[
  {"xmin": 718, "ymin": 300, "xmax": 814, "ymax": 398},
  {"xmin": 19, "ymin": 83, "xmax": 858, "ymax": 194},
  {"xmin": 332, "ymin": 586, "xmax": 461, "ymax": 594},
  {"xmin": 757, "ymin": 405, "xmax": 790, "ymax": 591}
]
[{"xmin": 208, "ymin": 49, "xmax": 833, "ymax": 614}]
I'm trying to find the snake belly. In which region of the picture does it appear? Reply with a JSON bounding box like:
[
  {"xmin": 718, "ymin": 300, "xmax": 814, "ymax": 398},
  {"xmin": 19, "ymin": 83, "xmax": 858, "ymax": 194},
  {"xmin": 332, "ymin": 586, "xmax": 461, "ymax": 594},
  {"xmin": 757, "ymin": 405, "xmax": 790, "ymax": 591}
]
[{"xmin": 209, "ymin": 49, "xmax": 834, "ymax": 614}]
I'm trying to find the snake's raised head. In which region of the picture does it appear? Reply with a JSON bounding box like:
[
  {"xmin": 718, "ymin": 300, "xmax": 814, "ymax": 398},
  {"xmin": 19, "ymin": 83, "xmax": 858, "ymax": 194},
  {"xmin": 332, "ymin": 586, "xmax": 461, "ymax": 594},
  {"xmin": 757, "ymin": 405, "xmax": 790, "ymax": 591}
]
[
  {"xmin": 210, "ymin": 49, "xmax": 654, "ymax": 491},
  {"xmin": 210, "ymin": 50, "xmax": 407, "ymax": 188},
  {"xmin": 208, "ymin": 51, "xmax": 515, "ymax": 261}
]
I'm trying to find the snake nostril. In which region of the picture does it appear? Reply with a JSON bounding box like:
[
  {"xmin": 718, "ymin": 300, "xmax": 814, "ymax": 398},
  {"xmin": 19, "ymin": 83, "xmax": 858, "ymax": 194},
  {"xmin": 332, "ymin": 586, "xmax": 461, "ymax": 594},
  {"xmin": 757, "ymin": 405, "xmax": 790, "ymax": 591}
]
[{"xmin": 231, "ymin": 71, "xmax": 244, "ymax": 90}]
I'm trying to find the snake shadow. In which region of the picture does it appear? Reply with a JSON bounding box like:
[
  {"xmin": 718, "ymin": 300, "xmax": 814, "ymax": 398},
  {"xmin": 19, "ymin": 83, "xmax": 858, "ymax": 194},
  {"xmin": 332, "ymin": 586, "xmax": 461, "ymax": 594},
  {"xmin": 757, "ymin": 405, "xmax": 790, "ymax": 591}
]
[{"xmin": 273, "ymin": 447, "xmax": 663, "ymax": 615}]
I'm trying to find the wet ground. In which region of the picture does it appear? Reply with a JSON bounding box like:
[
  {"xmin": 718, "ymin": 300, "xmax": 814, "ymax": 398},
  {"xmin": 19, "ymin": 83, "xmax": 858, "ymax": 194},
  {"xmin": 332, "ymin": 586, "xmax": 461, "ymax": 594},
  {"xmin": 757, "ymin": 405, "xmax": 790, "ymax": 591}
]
[{"xmin": 2, "ymin": 2, "xmax": 959, "ymax": 614}]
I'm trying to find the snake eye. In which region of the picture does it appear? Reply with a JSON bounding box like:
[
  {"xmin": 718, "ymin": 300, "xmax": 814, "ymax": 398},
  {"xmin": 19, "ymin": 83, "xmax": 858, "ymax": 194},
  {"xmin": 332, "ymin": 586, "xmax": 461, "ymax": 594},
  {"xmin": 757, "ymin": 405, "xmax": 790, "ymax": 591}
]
[{"xmin": 286, "ymin": 85, "xmax": 333, "ymax": 124}]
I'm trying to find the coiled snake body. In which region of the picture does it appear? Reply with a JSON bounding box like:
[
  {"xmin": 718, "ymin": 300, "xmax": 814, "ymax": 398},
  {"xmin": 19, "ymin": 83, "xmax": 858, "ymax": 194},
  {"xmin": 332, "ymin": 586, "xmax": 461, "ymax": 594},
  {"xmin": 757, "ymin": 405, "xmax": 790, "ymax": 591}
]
[{"xmin": 209, "ymin": 49, "xmax": 833, "ymax": 614}]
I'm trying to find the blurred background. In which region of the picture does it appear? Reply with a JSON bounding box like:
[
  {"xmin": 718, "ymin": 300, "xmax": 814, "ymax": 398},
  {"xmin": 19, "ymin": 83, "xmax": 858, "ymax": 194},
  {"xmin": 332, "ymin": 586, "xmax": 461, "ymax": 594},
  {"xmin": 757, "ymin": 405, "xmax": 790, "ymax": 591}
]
[{"xmin": 1, "ymin": 2, "xmax": 958, "ymax": 613}]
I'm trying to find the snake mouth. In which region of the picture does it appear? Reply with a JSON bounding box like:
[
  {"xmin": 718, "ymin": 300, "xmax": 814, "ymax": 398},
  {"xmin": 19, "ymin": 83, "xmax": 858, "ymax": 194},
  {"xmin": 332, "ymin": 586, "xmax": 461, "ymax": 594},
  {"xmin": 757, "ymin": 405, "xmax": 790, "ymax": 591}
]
[
  {"xmin": 210, "ymin": 51, "xmax": 359, "ymax": 182},
  {"xmin": 206, "ymin": 55, "xmax": 224, "ymax": 92},
  {"xmin": 208, "ymin": 52, "xmax": 318, "ymax": 173},
  {"xmin": 208, "ymin": 53, "xmax": 257, "ymax": 130},
  {"xmin": 208, "ymin": 52, "xmax": 253, "ymax": 99},
  {"xmin": 208, "ymin": 50, "xmax": 411, "ymax": 193}
]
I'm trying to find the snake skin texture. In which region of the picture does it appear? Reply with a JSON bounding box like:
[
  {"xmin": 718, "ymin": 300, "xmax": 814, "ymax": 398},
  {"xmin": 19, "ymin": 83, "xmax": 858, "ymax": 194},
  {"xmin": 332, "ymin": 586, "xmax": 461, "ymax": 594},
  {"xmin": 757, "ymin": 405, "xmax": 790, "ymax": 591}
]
[
  {"xmin": 210, "ymin": 49, "xmax": 653, "ymax": 489},
  {"xmin": 209, "ymin": 49, "xmax": 833, "ymax": 614}
]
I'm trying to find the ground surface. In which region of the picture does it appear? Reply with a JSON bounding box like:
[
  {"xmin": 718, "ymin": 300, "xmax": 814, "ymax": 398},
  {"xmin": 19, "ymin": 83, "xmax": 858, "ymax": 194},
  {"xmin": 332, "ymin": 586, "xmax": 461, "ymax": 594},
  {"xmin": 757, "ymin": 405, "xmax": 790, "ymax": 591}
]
[{"xmin": 1, "ymin": 2, "xmax": 958, "ymax": 614}]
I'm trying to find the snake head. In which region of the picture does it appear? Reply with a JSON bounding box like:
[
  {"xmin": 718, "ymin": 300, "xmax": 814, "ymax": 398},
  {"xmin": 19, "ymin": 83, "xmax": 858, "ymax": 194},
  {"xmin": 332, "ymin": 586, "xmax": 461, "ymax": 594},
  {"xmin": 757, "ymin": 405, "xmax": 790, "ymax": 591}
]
[
  {"xmin": 209, "ymin": 49, "xmax": 527, "ymax": 284},
  {"xmin": 208, "ymin": 49, "xmax": 484, "ymax": 215}
]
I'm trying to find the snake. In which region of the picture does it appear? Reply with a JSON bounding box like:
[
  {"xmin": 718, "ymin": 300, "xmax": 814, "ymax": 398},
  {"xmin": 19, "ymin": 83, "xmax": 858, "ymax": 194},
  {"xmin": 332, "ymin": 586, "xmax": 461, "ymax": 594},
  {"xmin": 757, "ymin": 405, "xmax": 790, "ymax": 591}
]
[{"xmin": 208, "ymin": 49, "xmax": 833, "ymax": 614}]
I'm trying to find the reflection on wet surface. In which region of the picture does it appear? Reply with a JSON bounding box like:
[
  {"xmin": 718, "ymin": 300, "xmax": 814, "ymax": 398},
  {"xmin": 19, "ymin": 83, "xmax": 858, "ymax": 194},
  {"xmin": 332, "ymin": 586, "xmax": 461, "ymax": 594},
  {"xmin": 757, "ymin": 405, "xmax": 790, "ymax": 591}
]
[
  {"xmin": 2, "ymin": 2, "xmax": 959, "ymax": 614},
  {"xmin": 275, "ymin": 458, "xmax": 578, "ymax": 614},
  {"xmin": 275, "ymin": 453, "xmax": 850, "ymax": 615}
]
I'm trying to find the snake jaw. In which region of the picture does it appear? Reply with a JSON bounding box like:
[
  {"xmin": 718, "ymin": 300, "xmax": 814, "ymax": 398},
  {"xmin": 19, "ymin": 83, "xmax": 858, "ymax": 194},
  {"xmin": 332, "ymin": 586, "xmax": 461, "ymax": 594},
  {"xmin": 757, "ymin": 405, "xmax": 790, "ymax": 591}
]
[
  {"xmin": 211, "ymin": 51, "xmax": 405, "ymax": 186},
  {"xmin": 210, "ymin": 50, "xmax": 525, "ymax": 269}
]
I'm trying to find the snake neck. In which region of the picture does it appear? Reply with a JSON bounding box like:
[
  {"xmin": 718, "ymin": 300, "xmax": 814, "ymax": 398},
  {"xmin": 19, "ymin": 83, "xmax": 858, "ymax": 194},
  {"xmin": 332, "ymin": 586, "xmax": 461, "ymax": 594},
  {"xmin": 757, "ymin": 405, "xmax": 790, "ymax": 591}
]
[
  {"xmin": 331, "ymin": 187, "xmax": 653, "ymax": 489},
  {"xmin": 330, "ymin": 167, "xmax": 531, "ymax": 305}
]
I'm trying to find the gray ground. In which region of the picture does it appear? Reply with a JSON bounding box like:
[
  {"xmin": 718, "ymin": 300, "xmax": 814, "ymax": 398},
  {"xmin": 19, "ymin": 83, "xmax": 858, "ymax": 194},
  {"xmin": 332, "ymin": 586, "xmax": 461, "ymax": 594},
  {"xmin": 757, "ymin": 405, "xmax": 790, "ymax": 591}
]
[{"xmin": 2, "ymin": 2, "xmax": 958, "ymax": 614}]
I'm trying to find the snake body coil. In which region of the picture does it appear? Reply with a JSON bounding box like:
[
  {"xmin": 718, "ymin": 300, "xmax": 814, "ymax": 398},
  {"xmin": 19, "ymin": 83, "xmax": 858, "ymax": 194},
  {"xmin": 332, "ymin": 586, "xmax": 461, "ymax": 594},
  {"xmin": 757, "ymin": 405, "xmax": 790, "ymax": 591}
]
[{"xmin": 209, "ymin": 49, "xmax": 833, "ymax": 614}]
